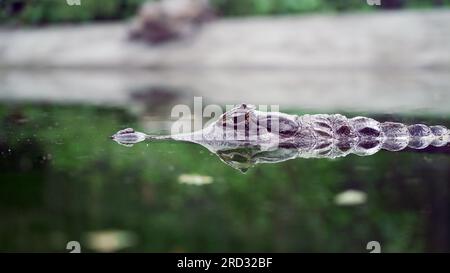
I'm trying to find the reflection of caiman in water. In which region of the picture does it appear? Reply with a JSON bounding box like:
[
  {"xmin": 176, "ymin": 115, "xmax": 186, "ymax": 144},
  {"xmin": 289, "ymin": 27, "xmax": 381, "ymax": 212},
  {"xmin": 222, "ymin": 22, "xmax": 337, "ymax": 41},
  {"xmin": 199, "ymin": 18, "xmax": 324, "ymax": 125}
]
[{"xmin": 111, "ymin": 104, "xmax": 450, "ymax": 172}]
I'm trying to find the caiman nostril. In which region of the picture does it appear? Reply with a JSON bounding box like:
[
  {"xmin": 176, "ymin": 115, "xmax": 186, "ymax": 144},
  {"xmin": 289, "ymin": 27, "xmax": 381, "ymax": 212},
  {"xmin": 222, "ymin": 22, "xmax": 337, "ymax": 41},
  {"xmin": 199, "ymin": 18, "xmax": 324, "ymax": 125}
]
[{"xmin": 110, "ymin": 128, "xmax": 148, "ymax": 147}]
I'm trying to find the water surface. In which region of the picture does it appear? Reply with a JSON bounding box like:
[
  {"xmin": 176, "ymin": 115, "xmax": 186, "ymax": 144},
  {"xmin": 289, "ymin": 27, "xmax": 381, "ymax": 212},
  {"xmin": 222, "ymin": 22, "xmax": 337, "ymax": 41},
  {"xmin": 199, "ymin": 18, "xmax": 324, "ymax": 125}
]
[{"xmin": 0, "ymin": 70, "xmax": 449, "ymax": 252}]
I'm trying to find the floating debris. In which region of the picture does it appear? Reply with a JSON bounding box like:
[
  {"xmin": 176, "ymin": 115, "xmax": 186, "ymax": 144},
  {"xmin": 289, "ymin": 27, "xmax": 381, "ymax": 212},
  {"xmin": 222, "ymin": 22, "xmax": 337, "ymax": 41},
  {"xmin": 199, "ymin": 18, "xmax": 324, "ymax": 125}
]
[
  {"xmin": 334, "ymin": 190, "xmax": 367, "ymax": 206},
  {"xmin": 83, "ymin": 230, "xmax": 137, "ymax": 253},
  {"xmin": 178, "ymin": 174, "xmax": 213, "ymax": 185}
]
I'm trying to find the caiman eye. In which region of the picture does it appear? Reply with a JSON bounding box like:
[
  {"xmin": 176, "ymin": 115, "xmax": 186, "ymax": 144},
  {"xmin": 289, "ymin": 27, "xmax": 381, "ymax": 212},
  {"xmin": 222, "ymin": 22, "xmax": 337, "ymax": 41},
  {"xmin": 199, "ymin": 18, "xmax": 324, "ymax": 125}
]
[{"xmin": 264, "ymin": 116, "xmax": 299, "ymax": 137}]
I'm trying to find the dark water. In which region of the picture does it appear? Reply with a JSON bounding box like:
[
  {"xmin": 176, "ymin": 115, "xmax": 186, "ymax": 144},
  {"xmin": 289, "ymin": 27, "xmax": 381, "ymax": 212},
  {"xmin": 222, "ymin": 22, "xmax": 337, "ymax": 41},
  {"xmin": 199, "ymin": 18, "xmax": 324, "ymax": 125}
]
[{"xmin": 1, "ymin": 102, "xmax": 449, "ymax": 252}]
